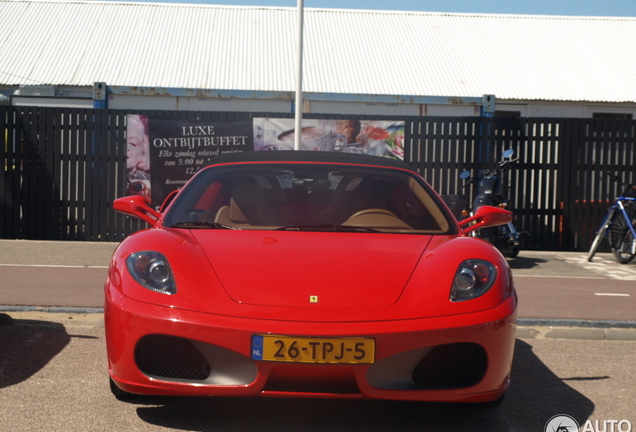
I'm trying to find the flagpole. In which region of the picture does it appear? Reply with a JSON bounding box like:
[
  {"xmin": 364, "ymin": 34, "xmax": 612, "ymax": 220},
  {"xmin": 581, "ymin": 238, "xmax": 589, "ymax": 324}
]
[{"xmin": 294, "ymin": 0, "xmax": 304, "ymax": 151}]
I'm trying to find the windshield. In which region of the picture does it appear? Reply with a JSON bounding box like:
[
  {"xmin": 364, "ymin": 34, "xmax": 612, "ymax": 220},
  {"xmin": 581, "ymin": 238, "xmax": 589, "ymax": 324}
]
[{"xmin": 163, "ymin": 163, "xmax": 454, "ymax": 234}]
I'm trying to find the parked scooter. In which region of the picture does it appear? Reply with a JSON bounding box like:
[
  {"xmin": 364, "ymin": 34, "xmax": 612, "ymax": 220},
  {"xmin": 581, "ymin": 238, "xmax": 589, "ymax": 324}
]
[{"xmin": 460, "ymin": 149, "xmax": 522, "ymax": 258}]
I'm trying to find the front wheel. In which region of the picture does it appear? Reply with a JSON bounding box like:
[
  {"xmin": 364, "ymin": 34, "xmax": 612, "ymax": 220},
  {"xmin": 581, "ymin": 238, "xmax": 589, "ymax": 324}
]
[
  {"xmin": 588, "ymin": 210, "xmax": 613, "ymax": 262},
  {"xmin": 609, "ymin": 213, "xmax": 636, "ymax": 264}
]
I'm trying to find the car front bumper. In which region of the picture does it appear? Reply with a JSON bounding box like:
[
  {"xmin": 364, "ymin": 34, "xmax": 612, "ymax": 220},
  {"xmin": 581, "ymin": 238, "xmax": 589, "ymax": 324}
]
[{"xmin": 105, "ymin": 285, "xmax": 517, "ymax": 403}]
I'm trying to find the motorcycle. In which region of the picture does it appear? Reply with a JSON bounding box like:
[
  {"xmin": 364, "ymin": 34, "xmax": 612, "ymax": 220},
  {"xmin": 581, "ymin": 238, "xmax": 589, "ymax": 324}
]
[{"xmin": 460, "ymin": 149, "xmax": 522, "ymax": 258}]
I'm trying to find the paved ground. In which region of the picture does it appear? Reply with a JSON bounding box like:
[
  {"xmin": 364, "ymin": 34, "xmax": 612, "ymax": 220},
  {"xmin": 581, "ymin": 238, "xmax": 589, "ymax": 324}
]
[{"xmin": 0, "ymin": 311, "xmax": 634, "ymax": 432}]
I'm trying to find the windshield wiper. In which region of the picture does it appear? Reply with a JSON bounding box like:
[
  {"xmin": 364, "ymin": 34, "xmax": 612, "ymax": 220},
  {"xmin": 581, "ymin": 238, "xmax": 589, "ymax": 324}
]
[
  {"xmin": 274, "ymin": 224, "xmax": 380, "ymax": 233},
  {"xmin": 169, "ymin": 222, "xmax": 241, "ymax": 230}
]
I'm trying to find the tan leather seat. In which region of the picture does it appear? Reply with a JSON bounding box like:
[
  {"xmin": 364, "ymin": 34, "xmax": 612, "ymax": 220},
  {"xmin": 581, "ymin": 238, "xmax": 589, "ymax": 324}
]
[{"xmin": 214, "ymin": 198, "xmax": 250, "ymax": 226}]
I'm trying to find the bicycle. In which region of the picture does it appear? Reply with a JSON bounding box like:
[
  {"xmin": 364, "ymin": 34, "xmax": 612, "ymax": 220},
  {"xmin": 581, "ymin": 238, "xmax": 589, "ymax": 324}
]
[{"xmin": 587, "ymin": 173, "xmax": 636, "ymax": 264}]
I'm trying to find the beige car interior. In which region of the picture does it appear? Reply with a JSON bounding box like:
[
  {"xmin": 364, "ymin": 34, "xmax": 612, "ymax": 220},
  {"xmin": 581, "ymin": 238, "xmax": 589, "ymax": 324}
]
[
  {"xmin": 342, "ymin": 208, "xmax": 413, "ymax": 230},
  {"xmin": 214, "ymin": 198, "xmax": 250, "ymax": 227},
  {"xmin": 189, "ymin": 174, "xmax": 450, "ymax": 234}
]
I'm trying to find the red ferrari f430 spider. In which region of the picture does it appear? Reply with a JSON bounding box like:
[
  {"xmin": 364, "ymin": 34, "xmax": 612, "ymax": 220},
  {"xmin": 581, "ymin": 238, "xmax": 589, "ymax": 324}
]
[{"xmin": 105, "ymin": 151, "xmax": 517, "ymax": 405}]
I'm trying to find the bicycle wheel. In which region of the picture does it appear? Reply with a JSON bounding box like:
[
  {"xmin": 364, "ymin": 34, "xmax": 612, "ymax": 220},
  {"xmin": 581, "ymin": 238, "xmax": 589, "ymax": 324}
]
[
  {"xmin": 609, "ymin": 210, "xmax": 636, "ymax": 264},
  {"xmin": 588, "ymin": 209, "xmax": 614, "ymax": 262}
]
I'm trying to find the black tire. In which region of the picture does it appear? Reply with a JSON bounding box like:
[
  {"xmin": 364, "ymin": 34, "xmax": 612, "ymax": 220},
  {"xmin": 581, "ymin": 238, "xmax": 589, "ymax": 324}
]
[
  {"xmin": 109, "ymin": 377, "xmax": 135, "ymax": 401},
  {"xmin": 508, "ymin": 245, "xmax": 520, "ymax": 258},
  {"xmin": 609, "ymin": 212, "xmax": 636, "ymax": 264},
  {"xmin": 498, "ymin": 224, "xmax": 521, "ymax": 258},
  {"xmin": 587, "ymin": 229, "xmax": 606, "ymax": 262},
  {"xmin": 588, "ymin": 211, "xmax": 613, "ymax": 262}
]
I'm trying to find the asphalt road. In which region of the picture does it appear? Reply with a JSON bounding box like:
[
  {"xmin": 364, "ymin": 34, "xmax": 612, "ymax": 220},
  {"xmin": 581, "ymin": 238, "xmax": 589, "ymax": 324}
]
[
  {"xmin": 1, "ymin": 240, "xmax": 635, "ymax": 323},
  {"xmin": 511, "ymin": 251, "xmax": 636, "ymax": 322},
  {"xmin": 0, "ymin": 311, "xmax": 634, "ymax": 432}
]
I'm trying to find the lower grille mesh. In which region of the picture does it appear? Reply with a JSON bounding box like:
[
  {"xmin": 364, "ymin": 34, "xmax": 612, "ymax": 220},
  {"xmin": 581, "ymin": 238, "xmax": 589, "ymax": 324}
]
[
  {"xmin": 135, "ymin": 335, "xmax": 211, "ymax": 381},
  {"xmin": 412, "ymin": 343, "xmax": 487, "ymax": 389}
]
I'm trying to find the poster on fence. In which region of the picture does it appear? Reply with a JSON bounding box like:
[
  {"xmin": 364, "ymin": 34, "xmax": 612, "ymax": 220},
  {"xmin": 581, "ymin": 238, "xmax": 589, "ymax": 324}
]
[
  {"xmin": 125, "ymin": 115, "xmax": 253, "ymax": 208},
  {"xmin": 253, "ymin": 118, "xmax": 404, "ymax": 160},
  {"xmin": 125, "ymin": 116, "xmax": 404, "ymax": 209}
]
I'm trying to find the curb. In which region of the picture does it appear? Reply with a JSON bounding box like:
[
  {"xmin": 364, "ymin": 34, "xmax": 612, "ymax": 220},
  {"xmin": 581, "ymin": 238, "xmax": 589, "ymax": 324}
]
[
  {"xmin": 1, "ymin": 306, "xmax": 636, "ymax": 341},
  {"xmin": 516, "ymin": 318, "xmax": 636, "ymax": 341},
  {"xmin": 0, "ymin": 305, "xmax": 104, "ymax": 314},
  {"xmin": 516, "ymin": 326, "xmax": 636, "ymax": 341},
  {"xmin": 517, "ymin": 318, "xmax": 636, "ymax": 329}
]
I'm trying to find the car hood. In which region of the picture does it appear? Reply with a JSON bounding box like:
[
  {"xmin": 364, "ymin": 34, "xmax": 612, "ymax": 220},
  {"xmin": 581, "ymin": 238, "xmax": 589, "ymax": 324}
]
[{"xmin": 192, "ymin": 231, "xmax": 432, "ymax": 308}]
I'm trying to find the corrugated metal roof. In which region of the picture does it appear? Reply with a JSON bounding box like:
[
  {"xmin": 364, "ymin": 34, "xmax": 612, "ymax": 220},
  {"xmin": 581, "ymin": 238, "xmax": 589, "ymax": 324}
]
[{"xmin": 2, "ymin": 0, "xmax": 636, "ymax": 102}]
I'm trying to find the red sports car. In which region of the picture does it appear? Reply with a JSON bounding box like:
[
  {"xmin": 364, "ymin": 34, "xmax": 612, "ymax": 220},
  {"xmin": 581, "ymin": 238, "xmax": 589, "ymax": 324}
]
[{"xmin": 105, "ymin": 151, "xmax": 517, "ymax": 404}]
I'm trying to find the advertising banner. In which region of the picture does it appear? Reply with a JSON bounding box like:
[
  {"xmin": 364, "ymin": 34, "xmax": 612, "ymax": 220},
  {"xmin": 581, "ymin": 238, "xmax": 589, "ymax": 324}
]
[
  {"xmin": 125, "ymin": 115, "xmax": 253, "ymax": 208},
  {"xmin": 125, "ymin": 116, "xmax": 404, "ymax": 208},
  {"xmin": 253, "ymin": 118, "xmax": 404, "ymax": 159}
]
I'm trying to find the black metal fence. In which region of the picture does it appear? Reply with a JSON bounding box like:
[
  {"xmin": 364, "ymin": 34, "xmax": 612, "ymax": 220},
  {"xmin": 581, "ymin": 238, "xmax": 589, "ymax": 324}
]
[{"xmin": 2, "ymin": 105, "xmax": 635, "ymax": 250}]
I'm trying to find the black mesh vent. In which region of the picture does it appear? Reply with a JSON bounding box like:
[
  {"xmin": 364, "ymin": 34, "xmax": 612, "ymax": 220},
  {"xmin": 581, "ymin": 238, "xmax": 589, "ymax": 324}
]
[
  {"xmin": 412, "ymin": 343, "xmax": 487, "ymax": 389},
  {"xmin": 135, "ymin": 335, "xmax": 211, "ymax": 381}
]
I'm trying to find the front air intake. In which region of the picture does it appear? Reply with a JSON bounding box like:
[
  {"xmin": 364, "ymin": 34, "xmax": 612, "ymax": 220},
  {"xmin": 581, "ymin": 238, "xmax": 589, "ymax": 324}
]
[
  {"xmin": 135, "ymin": 335, "xmax": 211, "ymax": 381},
  {"xmin": 412, "ymin": 343, "xmax": 487, "ymax": 389}
]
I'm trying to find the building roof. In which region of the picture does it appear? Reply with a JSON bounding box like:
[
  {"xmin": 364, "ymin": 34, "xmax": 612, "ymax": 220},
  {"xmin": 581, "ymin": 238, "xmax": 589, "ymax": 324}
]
[{"xmin": 2, "ymin": 0, "xmax": 636, "ymax": 103}]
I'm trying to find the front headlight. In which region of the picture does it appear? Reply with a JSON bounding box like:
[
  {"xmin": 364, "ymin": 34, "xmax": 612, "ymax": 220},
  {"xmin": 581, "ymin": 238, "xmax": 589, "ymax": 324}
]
[
  {"xmin": 126, "ymin": 251, "xmax": 176, "ymax": 295},
  {"xmin": 450, "ymin": 259, "xmax": 497, "ymax": 302}
]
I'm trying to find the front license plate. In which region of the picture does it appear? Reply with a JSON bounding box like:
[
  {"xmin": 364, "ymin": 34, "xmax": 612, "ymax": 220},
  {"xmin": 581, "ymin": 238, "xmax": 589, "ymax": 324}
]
[{"xmin": 251, "ymin": 335, "xmax": 375, "ymax": 364}]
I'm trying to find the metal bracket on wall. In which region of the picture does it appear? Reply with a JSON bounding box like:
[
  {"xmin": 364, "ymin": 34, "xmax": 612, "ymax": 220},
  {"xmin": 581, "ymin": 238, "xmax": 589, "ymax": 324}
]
[
  {"xmin": 481, "ymin": 94, "xmax": 496, "ymax": 117},
  {"xmin": 93, "ymin": 82, "xmax": 107, "ymax": 109}
]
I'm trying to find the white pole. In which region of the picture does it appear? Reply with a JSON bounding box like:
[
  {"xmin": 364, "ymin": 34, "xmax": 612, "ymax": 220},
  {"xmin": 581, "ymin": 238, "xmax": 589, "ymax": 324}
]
[{"xmin": 294, "ymin": 0, "xmax": 304, "ymax": 151}]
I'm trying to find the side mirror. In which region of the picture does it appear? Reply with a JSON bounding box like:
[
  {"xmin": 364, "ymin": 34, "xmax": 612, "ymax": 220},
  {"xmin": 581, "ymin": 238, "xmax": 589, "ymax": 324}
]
[
  {"xmin": 458, "ymin": 205, "xmax": 512, "ymax": 235},
  {"xmin": 159, "ymin": 190, "xmax": 179, "ymax": 213},
  {"xmin": 459, "ymin": 170, "xmax": 471, "ymax": 180},
  {"xmin": 113, "ymin": 195, "xmax": 161, "ymax": 227},
  {"xmin": 502, "ymin": 149, "xmax": 515, "ymax": 159}
]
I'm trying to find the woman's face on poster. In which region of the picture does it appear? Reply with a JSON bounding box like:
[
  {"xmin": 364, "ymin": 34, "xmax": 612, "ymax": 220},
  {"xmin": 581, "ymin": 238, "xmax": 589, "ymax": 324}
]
[{"xmin": 127, "ymin": 116, "xmax": 150, "ymax": 171}]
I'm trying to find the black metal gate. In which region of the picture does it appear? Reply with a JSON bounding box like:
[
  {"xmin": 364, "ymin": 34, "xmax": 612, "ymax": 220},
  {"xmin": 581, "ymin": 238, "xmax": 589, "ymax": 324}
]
[{"xmin": 2, "ymin": 106, "xmax": 635, "ymax": 250}]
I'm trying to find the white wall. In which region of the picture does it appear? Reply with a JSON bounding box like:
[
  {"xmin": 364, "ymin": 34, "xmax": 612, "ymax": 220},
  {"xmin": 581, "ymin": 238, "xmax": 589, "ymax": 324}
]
[
  {"xmin": 12, "ymin": 96, "xmax": 93, "ymax": 108},
  {"xmin": 108, "ymin": 94, "xmax": 484, "ymax": 116},
  {"xmin": 108, "ymin": 96, "xmax": 636, "ymax": 118},
  {"xmin": 498, "ymin": 100, "xmax": 636, "ymax": 118},
  {"xmin": 107, "ymin": 95, "xmax": 292, "ymax": 112},
  {"xmin": 8, "ymin": 86, "xmax": 636, "ymax": 118}
]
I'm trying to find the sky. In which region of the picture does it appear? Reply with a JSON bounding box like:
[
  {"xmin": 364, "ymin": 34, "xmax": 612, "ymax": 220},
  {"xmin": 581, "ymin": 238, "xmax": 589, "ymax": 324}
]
[{"xmin": 117, "ymin": 0, "xmax": 636, "ymax": 17}]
